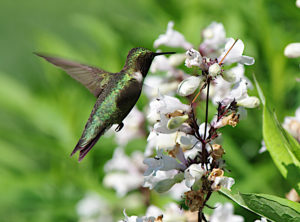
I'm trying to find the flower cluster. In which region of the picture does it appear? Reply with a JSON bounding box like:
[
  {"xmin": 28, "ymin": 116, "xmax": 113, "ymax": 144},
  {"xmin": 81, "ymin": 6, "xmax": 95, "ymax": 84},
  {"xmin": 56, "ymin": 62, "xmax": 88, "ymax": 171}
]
[
  {"xmin": 142, "ymin": 21, "xmax": 259, "ymax": 219},
  {"xmin": 98, "ymin": 21, "xmax": 260, "ymax": 221}
]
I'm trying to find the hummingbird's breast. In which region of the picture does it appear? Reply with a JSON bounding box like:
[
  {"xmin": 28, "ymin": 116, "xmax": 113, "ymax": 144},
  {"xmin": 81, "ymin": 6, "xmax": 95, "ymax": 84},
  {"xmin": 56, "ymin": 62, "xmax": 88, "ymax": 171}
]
[{"xmin": 89, "ymin": 72, "xmax": 143, "ymax": 128}]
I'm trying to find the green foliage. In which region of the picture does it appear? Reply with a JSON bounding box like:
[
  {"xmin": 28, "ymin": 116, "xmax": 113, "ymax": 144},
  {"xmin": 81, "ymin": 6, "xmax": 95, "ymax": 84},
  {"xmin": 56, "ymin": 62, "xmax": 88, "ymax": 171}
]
[
  {"xmin": 254, "ymin": 76, "xmax": 300, "ymax": 193},
  {"xmin": 221, "ymin": 188, "xmax": 300, "ymax": 222},
  {"xmin": 263, "ymin": 104, "xmax": 300, "ymax": 193}
]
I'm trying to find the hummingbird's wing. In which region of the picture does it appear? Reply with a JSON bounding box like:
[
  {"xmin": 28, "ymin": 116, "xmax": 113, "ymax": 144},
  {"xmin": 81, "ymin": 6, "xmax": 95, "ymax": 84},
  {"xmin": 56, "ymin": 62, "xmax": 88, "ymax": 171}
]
[{"xmin": 35, "ymin": 53, "xmax": 112, "ymax": 97}]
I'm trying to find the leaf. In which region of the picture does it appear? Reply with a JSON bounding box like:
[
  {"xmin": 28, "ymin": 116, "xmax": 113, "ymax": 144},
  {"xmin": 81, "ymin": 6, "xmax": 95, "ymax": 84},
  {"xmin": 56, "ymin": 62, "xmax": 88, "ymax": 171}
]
[
  {"xmin": 263, "ymin": 105, "xmax": 300, "ymax": 193},
  {"xmin": 220, "ymin": 188, "xmax": 300, "ymax": 222},
  {"xmin": 253, "ymin": 74, "xmax": 265, "ymax": 106},
  {"xmin": 254, "ymin": 76, "xmax": 300, "ymax": 193}
]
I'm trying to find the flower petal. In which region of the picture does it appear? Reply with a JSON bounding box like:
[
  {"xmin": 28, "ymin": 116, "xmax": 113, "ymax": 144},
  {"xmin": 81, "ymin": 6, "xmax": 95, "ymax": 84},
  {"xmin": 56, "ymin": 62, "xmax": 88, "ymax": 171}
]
[{"xmin": 284, "ymin": 43, "xmax": 300, "ymax": 58}]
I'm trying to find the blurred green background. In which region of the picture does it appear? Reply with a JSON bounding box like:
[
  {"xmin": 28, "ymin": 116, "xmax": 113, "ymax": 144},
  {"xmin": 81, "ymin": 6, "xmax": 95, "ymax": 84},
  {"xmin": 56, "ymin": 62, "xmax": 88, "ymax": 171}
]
[{"xmin": 0, "ymin": 0, "xmax": 299, "ymax": 221}]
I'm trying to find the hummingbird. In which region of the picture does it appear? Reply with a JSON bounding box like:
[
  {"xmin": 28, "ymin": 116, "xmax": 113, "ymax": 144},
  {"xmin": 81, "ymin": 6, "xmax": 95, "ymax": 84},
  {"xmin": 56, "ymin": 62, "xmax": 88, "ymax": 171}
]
[{"xmin": 36, "ymin": 48, "xmax": 175, "ymax": 161}]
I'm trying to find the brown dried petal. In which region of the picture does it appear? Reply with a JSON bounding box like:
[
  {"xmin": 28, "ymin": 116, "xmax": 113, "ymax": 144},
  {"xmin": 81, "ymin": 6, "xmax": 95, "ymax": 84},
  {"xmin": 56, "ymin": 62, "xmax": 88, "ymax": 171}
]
[
  {"xmin": 155, "ymin": 215, "xmax": 163, "ymax": 222},
  {"xmin": 166, "ymin": 110, "xmax": 185, "ymax": 118},
  {"xmin": 211, "ymin": 144, "xmax": 225, "ymax": 159},
  {"xmin": 184, "ymin": 190, "xmax": 205, "ymax": 212},
  {"xmin": 208, "ymin": 168, "xmax": 224, "ymax": 181},
  {"xmin": 221, "ymin": 113, "xmax": 240, "ymax": 127}
]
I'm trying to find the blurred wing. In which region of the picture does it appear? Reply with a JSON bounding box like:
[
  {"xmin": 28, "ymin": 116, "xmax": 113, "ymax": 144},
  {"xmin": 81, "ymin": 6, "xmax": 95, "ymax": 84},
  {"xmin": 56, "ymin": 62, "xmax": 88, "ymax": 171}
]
[{"xmin": 35, "ymin": 53, "xmax": 112, "ymax": 97}]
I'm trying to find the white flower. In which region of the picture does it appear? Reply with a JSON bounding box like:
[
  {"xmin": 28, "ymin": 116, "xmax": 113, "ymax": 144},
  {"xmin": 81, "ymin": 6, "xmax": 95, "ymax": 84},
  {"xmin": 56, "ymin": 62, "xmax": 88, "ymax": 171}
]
[
  {"xmin": 167, "ymin": 114, "xmax": 189, "ymax": 130},
  {"xmin": 143, "ymin": 149, "xmax": 186, "ymax": 176},
  {"xmin": 150, "ymin": 54, "xmax": 174, "ymax": 73},
  {"xmin": 210, "ymin": 203, "xmax": 244, "ymax": 222},
  {"xmin": 210, "ymin": 76, "xmax": 233, "ymax": 104},
  {"xmin": 283, "ymin": 107, "xmax": 300, "ymax": 142},
  {"xmin": 223, "ymin": 79, "xmax": 260, "ymax": 108},
  {"xmin": 297, "ymin": 0, "xmax": 300, "ymax": 8},
  {"xmin": 154, "ymin": 21, "xmax": 193, "ymax": 50},
  {"xmin": 185, "ymin": 48, "xmax": 202, "ymax": 68},
  {"xmin": 150, "ymin": 53, "xmax": 185, "ymax": 73},
  {"xmin": 212, "ymin": 176, "xmax": 235, "ymax": 190},
  {"xmin": 254, "ymin": 217, "xmax": 268, "ymax": 222},
  {"xmin": 177, "ymin": 76, "xmax": 202, "ymax": 96},
  {"xmin": 104, "ymin": 148, "xmax": 143, "ymax": 174},
  {"xmin": 160, "ymin": 203, "xmax": 186, "ymax": 222},
  {"xmin": 103, "ymin": 148, "xmax": 145, "ymax": 197},
  {"xmin": 104, "ymin": 172, "xmax": 144, "ymax": 197},
  {"xmin": 199, "ymin": 22, "xmax": 227, "ymax": 58},
  {"xmin": 202, "ymin": 22, "xmax": 226, "ymax": 50},
  {"xmin": 121, "ymin": 210, "xmax": 155, "ymax": 222},
  {"xmin": 113, "ymin": 107, "xmax": 144, "ymax": 146},
  {"xmin": 76, "ymin": 192, "xmax": 113, "ymax": 222},
  {"xmin": 167, "ymin": 180, "xmax": 190, "ymax": 200},
  {"xmin": 153, "ymin": 114, "xmax": 189, "ymax": 134},
  {"xmin": 148, "ymin": 94, "xmax": 190, "ymax": 118},
  {"xmin": 148, "ymin": 94, "xmax": 191, "ymax": 134},
  {"xmin": 131, "ymin": 204, "xmax": 186, "ymax": 222},
  {"xmin": 168, "ymin": 53, "xmax": 186, "ymax": 66},
  {"xmin": 143, "ymin": 170, "xmax": 178, "ymax": 189},
  {"xmin": 219, "ymin": 38, "xmax": 255, "ymax": 65},
  {"xmin": 144, "ymin": 76, "xmax": 178, "ymax": 101},
  {"xmin": 178, "ymin": 123, "xmax": 210, "ymax": 150},
  {"xmin": 284, "ymin": 43, "xmax": 300, "ymax": 58},
  {"xmin": 222, "ymin": 64, "xmax": 245, "ymax": 83},
  {"xmin": 153, "ymin": 172, "xmax": 184, "ymax": 193},
  {"xmin": 184, "ymin": 164, "xmax": 206, "ymax": 188},
  {"xmin": 145, "ymin": 131, "xmax": 177, "ymax": 156}
]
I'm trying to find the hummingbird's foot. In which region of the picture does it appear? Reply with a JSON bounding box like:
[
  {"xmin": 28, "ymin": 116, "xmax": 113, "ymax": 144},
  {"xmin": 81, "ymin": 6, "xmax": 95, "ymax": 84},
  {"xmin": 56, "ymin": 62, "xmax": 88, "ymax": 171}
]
[{"xmin": 115, "ymin": 122, "xmax": 124, "ymax": 132}]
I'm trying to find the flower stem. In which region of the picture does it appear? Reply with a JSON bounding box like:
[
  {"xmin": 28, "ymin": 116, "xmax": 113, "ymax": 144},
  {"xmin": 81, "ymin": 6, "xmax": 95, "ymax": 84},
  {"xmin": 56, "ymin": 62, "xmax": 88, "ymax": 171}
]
[
  {"xmin": 198, "ymin": 191, "xmax": 212, "ymax": 222},
  {"xmin": 203, "ymin": 79, "xmax": 210, "ymax": 141},
  {"xmin": 198, "ymin": 79, "xmax": 211, "ymax": 222}
]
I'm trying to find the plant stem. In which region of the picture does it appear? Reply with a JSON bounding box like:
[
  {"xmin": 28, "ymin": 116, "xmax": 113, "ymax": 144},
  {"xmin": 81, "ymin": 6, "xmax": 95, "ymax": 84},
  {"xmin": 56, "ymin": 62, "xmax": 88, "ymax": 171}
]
[
  {"xmin": 201, "ymin": 79, "xmax": 211, "ymax": 166},
  {"xmin": 203, "ymin": 79, "xmax": 210, "ymax": 141},
  {"xmin": 198, "ymin": 78, "xmax": 211, "ymax": 222},
  {"xmin": 198, "ymin": 191, "xmax": 212, "ymax": 222}
]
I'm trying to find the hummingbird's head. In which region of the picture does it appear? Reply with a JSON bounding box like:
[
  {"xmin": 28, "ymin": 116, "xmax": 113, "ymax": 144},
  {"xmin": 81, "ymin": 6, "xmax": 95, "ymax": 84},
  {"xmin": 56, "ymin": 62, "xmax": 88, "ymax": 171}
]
[{"xmin": 124, "ymin": 47, "xmax": 175, "ymax": 77}]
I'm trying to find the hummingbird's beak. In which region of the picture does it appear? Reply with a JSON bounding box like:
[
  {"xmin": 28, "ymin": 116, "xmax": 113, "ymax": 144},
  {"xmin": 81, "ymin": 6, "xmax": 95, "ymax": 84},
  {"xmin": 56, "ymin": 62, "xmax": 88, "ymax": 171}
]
[{"xmin": 153, "ymin": 52, "xmax": 176, "ymax": 56}]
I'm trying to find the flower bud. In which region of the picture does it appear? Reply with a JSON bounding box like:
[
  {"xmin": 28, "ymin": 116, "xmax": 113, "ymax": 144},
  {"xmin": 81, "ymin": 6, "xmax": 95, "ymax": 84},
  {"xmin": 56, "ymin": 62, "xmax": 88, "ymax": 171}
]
[
  {"xmin": 177, "ymin": 76, "xmax": 201, "ymax": 96},
  {"xmin": 237, "ymin": 96, "xmax": 260, "ymax": 108},
  {"xmin": 185, "ymin": 48, "xmax": 202, "ymax": 68},
  {"xmin": 167, "ymin": 114, "xmax": 189, "ymax": 130},
  {"xmin": 284, "ymin": 43, "xmax": 300, "ymax": 58},
  {"xmin": 208, "ymin": 63, "xmax": 222, "ymax": 77}
]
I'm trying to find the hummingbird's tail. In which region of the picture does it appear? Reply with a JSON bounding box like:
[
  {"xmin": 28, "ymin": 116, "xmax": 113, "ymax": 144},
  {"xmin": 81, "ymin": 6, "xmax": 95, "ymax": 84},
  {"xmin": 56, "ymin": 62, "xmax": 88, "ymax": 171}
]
[{"xmin": 71, "ymin": 129, "xmax": 104, "ymax": 162}]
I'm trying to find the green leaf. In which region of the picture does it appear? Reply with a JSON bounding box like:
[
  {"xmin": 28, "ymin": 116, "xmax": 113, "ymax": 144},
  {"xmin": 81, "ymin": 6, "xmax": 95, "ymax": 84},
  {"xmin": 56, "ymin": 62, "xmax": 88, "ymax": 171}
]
[
  {"xmin": 220, "ymin": 189, "xmax": 300, "ymax": 222},
  {"xmin": 253, "ymin": 74, "xmax": 265, "ymax": 106},
  {"xmin": 263, "ymin": 105, "xmax": 300, "ymax": 193},
  {"xmin": 254, "ymin": 76, "xmax": 300, "ymax": 193}
]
